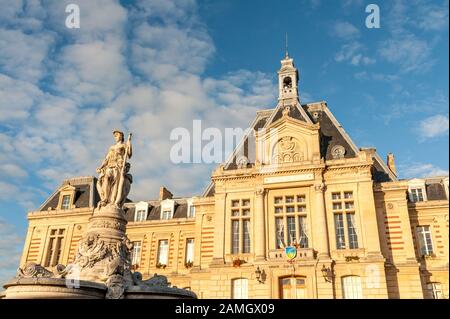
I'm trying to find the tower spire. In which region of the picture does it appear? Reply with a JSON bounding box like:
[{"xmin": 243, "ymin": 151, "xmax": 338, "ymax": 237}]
[{"xmin": 285, "ymin": 32, "xmax": 289, "ymax": 58}]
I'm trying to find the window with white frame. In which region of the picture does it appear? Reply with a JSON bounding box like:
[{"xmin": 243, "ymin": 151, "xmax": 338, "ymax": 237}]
[
  {"xmin": 332, "ymin": 191, "xmax": 358, "ymax": 249},
  {"xmin": 232, "ymin": 278, "xmax": 248, "ymax": 299},
  {"xmin": 160, "ymin": 199, "xmax": 175, "ymax": 220},
  {"xmin": 161, "ymin": 210, "xmax": 172, "ymax": 220},
  {"xmin": 410, "ymin": 188, "xmax": 425, "ymax": 202},
  {"xmin": 135, "ymin": 209, "xmax": 147, "ymax": 222},
  {"xmin": 131, "ymin": 241, "xmax": 141, "ymax": 265},
  {"xmin": 61, "ymin": 195, "xmax": 71, "ymax": 210},
  {"xmin": 416, "ymin": 226, "xmax": 434, "ymax": 256},
  {"xmin": 188, "ymin": 205, "xmax": 196, "ymax": 218},
  {"xmin": 274, "ymin": 194, "xmax": 309, "ymax": 249},
  {"xmin": 157, "ymin": 240, "xmax": 169, "ymax": 265},
  {"xmin": 342, "ymin": 276, "xmax": 363, "ymax": 299},
  {"xmin": 185, "ymin": 238, "xmax": 194, "ymax": 264}
]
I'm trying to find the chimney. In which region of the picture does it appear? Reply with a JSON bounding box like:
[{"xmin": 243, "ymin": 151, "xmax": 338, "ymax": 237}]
[
  {"xmin": 387, "ymin": 153, "xmax": 397, "ymax": 176},
  {"xmin": 159, "ymin": 186, "xmax": 173, "ymax": 201}
]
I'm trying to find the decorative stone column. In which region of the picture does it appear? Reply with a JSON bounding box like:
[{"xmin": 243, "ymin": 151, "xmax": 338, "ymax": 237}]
[
  {"xmin": 254, "ymin": 187, "xmax": 266, "ymax": 261},
  {"xmin": 314, "ymin": 183, "xmax": 330, "ymax": 258}
]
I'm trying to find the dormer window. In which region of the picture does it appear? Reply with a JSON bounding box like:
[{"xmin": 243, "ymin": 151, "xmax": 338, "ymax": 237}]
[
  {"xmin": 410, "ymin": 188, "xmax": 424, "ymax": 202},
  {"xmin": 161, "ymin": 209, "xmax": 172, "ymax": 220},
  {"xmin": 57, "ymin": 184, "xmax": 76, "ymax": 210},
  {"xmin": 134, "ymin": 201, "xmax": 149, "ymax": 222},
  {"xmin": 160, "ymin": 199, "xmax": 175, "ymax": 220},
  {"xmin": 188, "ymin": 206, "xmax": 195, "ymax": 218},
  {"xmin": 61, "ymin": 195, "xmax": 71, "ymax": 210},
  {"xmin": 135, "ymin": 210, "xmax": 147, "ymax": 222},
  {"xmin": 187, "ymin": 198, "xmax": 195, "ymax": 218},
  {"xmin": 408, "ymin": 179, "xmax": 427, "ymax": 203}
]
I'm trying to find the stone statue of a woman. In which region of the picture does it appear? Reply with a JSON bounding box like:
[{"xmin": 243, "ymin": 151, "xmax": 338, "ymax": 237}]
[{"xmin": 96, "ymin": 130, "xmax": 132, "ymax": 208}]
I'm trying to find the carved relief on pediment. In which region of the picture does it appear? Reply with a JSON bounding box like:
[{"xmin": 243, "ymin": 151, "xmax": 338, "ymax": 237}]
[{"xmin": 272, "ymin": 136, "xmax": 303, "ymax": 164}]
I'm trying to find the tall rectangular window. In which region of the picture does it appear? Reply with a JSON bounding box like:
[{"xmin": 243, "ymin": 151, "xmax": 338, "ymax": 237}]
[
  {"xmin": 276, "ymin": 217, "xmax": 284, "ymax": 249},
  {"xmin": 287, "ymin": 217, "xmax": 296, "ymax": 245},
  {"xmin": 298, "ymin": 216, "xmax": 309, "ymax": 248},
  {"xmin": 346, "ymin": 214, "xmax": 359, "ymax": 249},
  {"xmin": 410, "ymin": 188, "xmax": 424, "ymax": 202},
  {"xmin": 131, "ymin": 241, "xmax": 141, "ymax": 265},
  {"xmin": 44, "ymin": 229, "xmax": 65, "ymax": 267},
  {"xmin": 334, "ymin": 214, "xmax": 346, "ymax": 249},
  {"xmin": 231, "ymin": 220, "xmax": 240, "ymax": 254},
  {"xmin": 342, "ymin": 276, "xmax": 363, "ymax": 299},
  {"xmin": 230, "ymin": 199, "xmax": 251, "ymax": 254},
  {"xmin": 185, "ymin": 238, "xmax": 194, "ymax": 263},
  {"xmin": 417, "ymin": 226, "xmax": 434, "ymax": 256},
  {"xmin": 273, "ymin": 194, "xmax": 308, "ymax": 249},
  {"xmin": 157, "ymin": 240, "xmax": 169, "ymax": 265},
  {"xmin": 332, "ymin": 191, "xmax": 358, "ymax": 250},
  {"xmin": 243, "ymin": 220, "xmax": 251, "ymax": 253},
  {"xmin": 61, "ymin": 195, "xmax": 70, "ymax": 210}
]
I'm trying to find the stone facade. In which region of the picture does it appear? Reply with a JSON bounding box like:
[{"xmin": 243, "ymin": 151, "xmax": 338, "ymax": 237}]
[{"xmin": 14, "ymin": 55, "xmax": 449, "ymax": 299}]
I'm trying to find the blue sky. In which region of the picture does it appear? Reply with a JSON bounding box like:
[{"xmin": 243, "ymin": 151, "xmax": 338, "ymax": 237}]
[{"xmin": 0, "ymin": 0, "xmax": 448, "ymax": 284}]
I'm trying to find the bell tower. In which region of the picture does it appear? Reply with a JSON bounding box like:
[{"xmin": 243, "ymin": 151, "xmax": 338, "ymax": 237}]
[
  {"xmin": 278, "ymin": 53, "xmax": 299, "ymax": 103},
  {"xmin": 278, "ymin": 35, "xmax": 299, "ymax": 103}
]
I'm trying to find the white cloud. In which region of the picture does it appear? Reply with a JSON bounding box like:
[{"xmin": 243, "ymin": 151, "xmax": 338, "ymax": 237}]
[
  {"xmin": 417, "ymin": 114, "xmax": 449, "ymax": 140},
  {"xmin": 335, "ymin": 41, "xmax": 376, "ymax": 66},
  {"xmin": 400, "ymin": 162, "xmax": 449, "ymax": 179},
  {"xmin": 0, "ymin": 28, "xmax": 54, "ymax": 83},
  {"xmin": 416, "ymin": 1, "xmax": 449, "ymax": 31},
  {"xmin": 331, "ymin": 21, "xmax": 360, "ymax": 40},
  {"xmin": 0, "ymin": 219, "xmax": 24, "ymax": 287},
  {"xmin": 0, "ymin": 0, "xmax": 277, "ymax": 209},
  {"xmin": 378, "ymin": 34, "xmax": 434, "ymax": 73}
]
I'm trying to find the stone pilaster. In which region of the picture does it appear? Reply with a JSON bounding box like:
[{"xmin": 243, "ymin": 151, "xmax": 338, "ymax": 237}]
[
  {"xmin": 211, "ymin": 193, "xmax": 226, "ymax": 265},
  {"xmin": 314, "ymin": 183, "xmax": 330, "ymax": 258},
  {"xmin": 255, "ymin": 187, "xmax": 266, "ymax": 261}
]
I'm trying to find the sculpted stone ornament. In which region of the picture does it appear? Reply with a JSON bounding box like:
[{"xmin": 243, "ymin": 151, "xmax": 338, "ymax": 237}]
[
  {"xmin": 106, "ymin": 274, "xmax": 125, "ymax": 299},
  {"xmin": 331, "ymin": 145, "xmax": 346, "ymax": 159},
  {"xmin": 272, "ymin": 136, "xmax": 303, "ymax": 164},
  {"xmin": 16, "ymin": 262, "xmax": 54, "ymax": 279},
  {"xmin": 96, "ymin": 130, "xmax": 133, "ymax": 209},
  {"xmin": 75, "ymin": 234, "xmax": 108, "ymax": 269}
]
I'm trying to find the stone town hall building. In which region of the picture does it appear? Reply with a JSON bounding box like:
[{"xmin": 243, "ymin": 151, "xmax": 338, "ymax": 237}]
[{"xmin": 13, "ymin": 54, "xmax": 449, "ymax": 299}]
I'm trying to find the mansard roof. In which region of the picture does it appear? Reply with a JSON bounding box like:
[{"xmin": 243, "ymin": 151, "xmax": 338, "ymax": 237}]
[
  {"xmin": 203, "ymin": 100, "xmax": 397, "ymax": 196},
  {"xmin": 123, "ymin": 198, "xmax": 191, "ymax": 222},
  {"xmin": 39, "ymin": 176, "xmax": 99, "ymax": 211}
]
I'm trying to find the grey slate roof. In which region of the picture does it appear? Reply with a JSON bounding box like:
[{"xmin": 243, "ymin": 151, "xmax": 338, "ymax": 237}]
[
  {"xmin": 125, "ymin": 200, "xmax": 189, "ymax": 222},
  {"xmin": 426, "ymin": 183, "xmax": 447, "ymax": 200},
  {"xmin": 40, "ymin": 176, "xmax": 99, "ymax": 211}
]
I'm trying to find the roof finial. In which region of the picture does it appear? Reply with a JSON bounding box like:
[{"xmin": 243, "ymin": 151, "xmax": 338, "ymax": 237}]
[{"xmin": 285, "ymin": 32, "xmax": 289, "ymax": 58}]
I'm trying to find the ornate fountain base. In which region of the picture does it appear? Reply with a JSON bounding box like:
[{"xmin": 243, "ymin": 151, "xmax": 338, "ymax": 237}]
[{"xmin": 1, "ymin": 204, "xmax": 196, "ymax": 299}]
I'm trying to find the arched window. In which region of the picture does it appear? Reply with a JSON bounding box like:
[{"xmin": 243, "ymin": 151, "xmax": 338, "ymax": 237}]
[
  {"xmin": 283, "ymin": 77, "xmax": 292, "ymax": 89},
  {"xmin": 342, "ymin": 276, "xmax": 363, "ymax": 299},
  {"xmin": 232, "ymin": 278, "xmax": 248, "ymax": 299}
]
